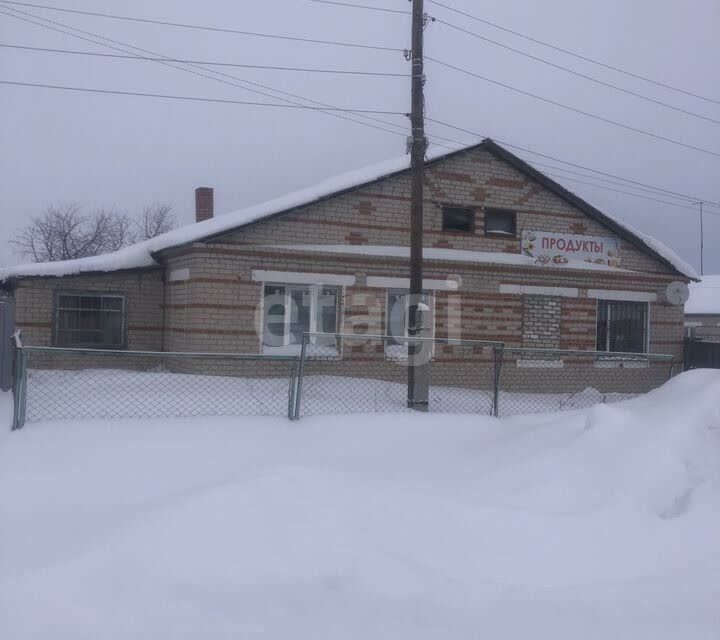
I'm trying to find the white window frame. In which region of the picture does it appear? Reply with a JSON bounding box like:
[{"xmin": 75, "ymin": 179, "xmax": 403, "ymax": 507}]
[
  {"xmin": 384, "ymin": 288, "xmax": 436, "ymax": 359},
  {"xmin": 261, "ymin": 283, "xmax": 340, "ymax": 355}
]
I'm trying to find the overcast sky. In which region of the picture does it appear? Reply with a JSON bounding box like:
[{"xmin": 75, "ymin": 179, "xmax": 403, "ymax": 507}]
[{"xmin": 1, "ymin": 0, "xmax": 719, "ymax": 274}]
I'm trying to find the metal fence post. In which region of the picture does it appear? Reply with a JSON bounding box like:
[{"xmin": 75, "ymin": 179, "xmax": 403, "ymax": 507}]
[
  {"xmin": 287, "ymin": 355, "xmax": 300, "ymax": 420},
  {"xmin": 11, "ymin": 348, "xmax": 20, "ymax": 430},
  {"xmin": 293, "ymin": 334, "xmax": 309, "ymax": 420},
  {"xmin": 12, "ymin": 348, "xmax": 28, "ymax": 430},
  {"xmin": 492, "ymin": 345, "xmax": 504, "ymax": 418}
]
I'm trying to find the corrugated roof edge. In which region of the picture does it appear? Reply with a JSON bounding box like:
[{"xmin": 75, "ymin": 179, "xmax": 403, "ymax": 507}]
[{"xmin": 0, "ymin": 138, "xmax": 698, "ymax": 282}]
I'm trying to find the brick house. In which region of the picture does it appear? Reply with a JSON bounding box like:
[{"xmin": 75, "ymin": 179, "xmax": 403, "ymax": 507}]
[{"xmin": 0, "ymin": 140, "xmax": 696, "ymax": 373}]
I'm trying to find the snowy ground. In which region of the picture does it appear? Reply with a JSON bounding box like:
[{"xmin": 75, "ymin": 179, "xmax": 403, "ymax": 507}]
[
  {"xmin": 23, "ymin": 368, "xmax": 634, "ymax": 422},
  {"xmin": 1, "ymin": 370, "xmax": 720, "ymax": 639}
]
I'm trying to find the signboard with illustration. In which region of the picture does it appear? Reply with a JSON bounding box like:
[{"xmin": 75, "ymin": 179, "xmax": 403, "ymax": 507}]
[{"xmin": 521, "ymin": 230, "xmax": 621, "ymax": 268}]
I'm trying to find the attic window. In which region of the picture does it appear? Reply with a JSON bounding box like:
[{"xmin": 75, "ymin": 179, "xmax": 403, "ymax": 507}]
[
  {"xmin": 484, "ymin": 208, "xmax": 517, "ymax": 237},
  {"xmin": 442, "ymin": 207, "xmax": 474, "ymax": 233}
]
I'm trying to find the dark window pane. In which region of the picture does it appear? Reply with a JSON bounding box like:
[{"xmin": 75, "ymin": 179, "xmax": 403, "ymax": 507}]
[
  {"xmin": 79, "ymin": 309, "xmax": 102, "ymax": 330},
  {"xmin": 442, "ymin": 207, "xmax": 474, "ymax": 232},
  {"xmin": 103, "ymin": 310, "xmax": 123, "ymax": 345},
  {"xmin": 55, "ymin": 293, "xmax": 125, "ymax": 347},
  {"xmin": 485, "ymin": 209, "xmax": 517, "ymax": 236},
  {"xmin": 58, "ymin": 309, "xmax": 78, "ymax": 330},
  {"xmin": 80, "ymin": 296, "xmax": 101, "ymax": 310},
  {"xmin": 102, "ymin": 297, "xmax": 123, "ymax": 312},
  {"xmin": 58, "ymin": 295, "xmax": 79, "ymax": 309},
  {"xmin": 609, "ymin": 302, "xmax": 647, "ymax": 353},
  {"xmin": 596, "ymin": 301, "xmax": 608, "ymax": 351},
  {"xmin": 289, "ymin": 288, "xmax": 311, "ymax": 345},
  {"xmin": 107, "ymin": 328, "xmax": 123, "ymax": 345},
  {"xmin": 74, "ymin": 330, "xmax": 102, "ymax": 344},
  {"xmin": 263, "ymin": 285, "xmax": 286, "ymax": 347},
  {"xmin": 596, "ymin": 300, "xmax": 647, "ymax": 354},
  {"xmin": 317, "ymin": 288, "xmax": 338, "ymax": 333}
]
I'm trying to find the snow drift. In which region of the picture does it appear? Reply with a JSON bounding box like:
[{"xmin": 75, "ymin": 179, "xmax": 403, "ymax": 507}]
[{"xmin": 1, "ymin": 370, "xmax": 719, "ymax": 639}]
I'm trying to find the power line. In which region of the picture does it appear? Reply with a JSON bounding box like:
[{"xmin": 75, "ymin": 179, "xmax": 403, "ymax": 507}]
[
  {"xmin": 431, "ymin": 19, "xmax": 720, "ymax": 125},
  {"xmin": 426, "ymin": 57, "xmax": 720, "ymax": 159},
  {"xmin": 0, "ymin": 79, "xmax": 408, "ymax": 113},
  {"xmin": 526, "ymin": 160, "xmax": 700, "ymax": 204},
  {"xmin": 0, "ymin": 0, "xmax": 404, "ymax": 51},
  {"xmin": 3, "ymin": 3, "xmax": 717, "ymax": 212},
  {"xmin": 308, "ymin": 0, "xmax": 720, "ymax": 122},
  {"xmin": 542, "ymin": 170, "xmax": 720, "ymax": 216},
  {"xmin": 427, "ymin": 0, "xmax": 720, "ymax": 107},
  {"xmin": 0, "ymin": 43, "xmax": 410, "ymax": 76},
  {"xmin": 424, "ymin": 126, "xmax": 715, "ymax": 208},
  {"xmin": 0, "ymin": 5, "xmax": 419, "ymax": 145},
  {"xmin": 432, "ymin": 114, "xmax": 717, "ymax": 219},
  {"xmin": 308, "ymin": 0, "xmax": 410, "ymax": 15},
  {"xmin": 425, "ymin": 117, "xmax": 720, "ymax": 208}
]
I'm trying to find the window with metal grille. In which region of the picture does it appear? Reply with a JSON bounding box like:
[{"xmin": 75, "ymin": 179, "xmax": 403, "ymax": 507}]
[
  {"xmin": 442, "ymin": 207, "xmax": 474, "ymax": 233},
  {"xmin": 55, "ymin": 293, "xmax": 125, "ymax": 348},
  {"xmin": 484, "ymin": 208, "xmax": 517, "ymax": 236},
  {"xmin": 596, "ymin": 300, "xmax": 648, "ymax": 353},
  {"xmin": 262, "ymin": 284, "xmax": 339, "ymax": 354}
]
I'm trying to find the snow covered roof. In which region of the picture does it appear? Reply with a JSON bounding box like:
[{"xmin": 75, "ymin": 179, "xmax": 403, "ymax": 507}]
[
  {"xmin": 0, "ymin": 139, "xmax": 697, "ymax": 282},
  {"xmin": 685, "ymin": 275, "xmax": 720, "ymax": 315}
]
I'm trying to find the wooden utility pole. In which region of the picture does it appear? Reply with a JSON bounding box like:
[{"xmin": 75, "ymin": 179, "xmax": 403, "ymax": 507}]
[
  {"xmin": 407, "ymin": 0, "xmax": 429, "ymax": 411},
  {"xmin": 700, "ymin": 201, "xmax": 704, "ymax": 276}
]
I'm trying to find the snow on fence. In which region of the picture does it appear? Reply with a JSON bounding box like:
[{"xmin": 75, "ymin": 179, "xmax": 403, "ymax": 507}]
[{"xmin": 9, "ymin": 336, "xmax": 677, "ymax": 428}]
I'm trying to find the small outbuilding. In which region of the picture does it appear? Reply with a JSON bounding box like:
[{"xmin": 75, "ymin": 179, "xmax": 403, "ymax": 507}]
[{"xmin": 685, "ymin": 275, "xmax": 720, "ymax": 342}]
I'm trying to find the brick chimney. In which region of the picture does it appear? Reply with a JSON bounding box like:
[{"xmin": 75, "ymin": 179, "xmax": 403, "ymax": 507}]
[{"xmin": 195, "ymin": 187, "xmax": 214, "ymax": 223}]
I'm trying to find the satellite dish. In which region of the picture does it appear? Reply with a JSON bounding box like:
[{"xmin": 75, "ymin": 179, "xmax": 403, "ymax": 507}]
[{"xmin": 666, "ymin": 281, "xmax": 690, "ymax": 306}]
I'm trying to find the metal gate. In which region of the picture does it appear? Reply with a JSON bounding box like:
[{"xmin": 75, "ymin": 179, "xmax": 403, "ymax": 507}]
[
  {"xmin": 685, "ymin": 338, "xmax": 720, "ymax": 370},
  {"xmin": 0, "ymin": 295, "xmax": 14, "ymax": 392}
]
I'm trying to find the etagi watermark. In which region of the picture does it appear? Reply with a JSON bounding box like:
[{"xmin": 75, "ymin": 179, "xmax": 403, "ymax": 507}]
[{"xmin": 252, "ymin": 276, "xmax": 463, "ymax": 367}]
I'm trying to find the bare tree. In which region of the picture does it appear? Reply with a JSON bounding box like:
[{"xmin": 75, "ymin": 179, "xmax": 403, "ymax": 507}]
[
  {"xmin": 133, "ymin": 203, "xmax": 176, "ymax": 242},
  {"xmin": 11, "ymin": 202, "xmax": 176, "ymax": 263}
]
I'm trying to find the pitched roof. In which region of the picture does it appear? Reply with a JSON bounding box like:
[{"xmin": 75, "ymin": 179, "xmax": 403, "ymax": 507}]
[{"xmin": 0, "ymin": 139, "xmax": 698, "ymax": 282}]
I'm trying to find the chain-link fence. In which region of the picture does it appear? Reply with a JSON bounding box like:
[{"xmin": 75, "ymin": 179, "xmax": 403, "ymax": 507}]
[
  {"xmin": 496, "ymin": 348, "xmax": 676, "ymax": 416},
  {"xmin": 12, "ymin": 346, "xmax": 299, "ymax": 427},
  {"xmin": 9, "ymin": 338, "xmax": 677, "ymax": 429},
  {"xmin": 293, "ymin": 332, "xmax": 503, "ymax": 418}
]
